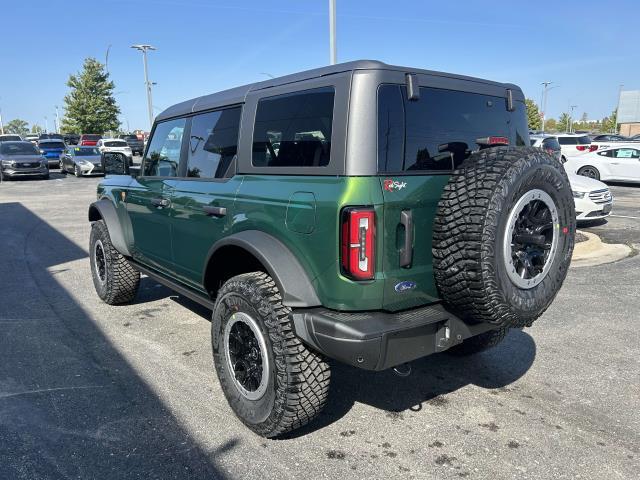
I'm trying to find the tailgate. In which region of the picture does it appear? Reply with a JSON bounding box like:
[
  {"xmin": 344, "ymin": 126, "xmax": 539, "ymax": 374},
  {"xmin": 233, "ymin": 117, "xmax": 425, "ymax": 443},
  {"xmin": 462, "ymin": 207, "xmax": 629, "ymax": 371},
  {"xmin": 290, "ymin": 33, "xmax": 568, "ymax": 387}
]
[{"xmin": 379, "ymin": 174, "xmax": 449, "ymax": 311}]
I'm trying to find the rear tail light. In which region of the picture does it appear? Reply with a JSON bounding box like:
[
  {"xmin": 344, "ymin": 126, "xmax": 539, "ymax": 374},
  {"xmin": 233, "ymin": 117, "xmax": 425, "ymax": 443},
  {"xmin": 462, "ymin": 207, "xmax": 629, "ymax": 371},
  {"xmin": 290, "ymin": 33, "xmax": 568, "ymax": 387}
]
[
  {"xmin": 476, "ymin": 136, "xmax": 509, "ymax": 147},
  {"xmin": 576, "ymin": 145, "xmax": 595, "ymax": 152},
  {"xmin": 589, "ymin": 145, "xmax": 598, "ymax": 152},
  {"xmin": 340, "ymin": 207, "xmax": 375, "ymax": 280}
]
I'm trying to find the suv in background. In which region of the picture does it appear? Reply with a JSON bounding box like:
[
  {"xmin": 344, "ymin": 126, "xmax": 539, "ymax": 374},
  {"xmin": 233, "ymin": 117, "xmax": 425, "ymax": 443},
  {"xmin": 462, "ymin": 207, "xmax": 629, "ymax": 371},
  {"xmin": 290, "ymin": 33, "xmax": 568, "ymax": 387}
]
[
  {"xmin": 0, "ymin": 134, "xmax": 23, "ymax": 142},
  {"xmin": 79, "ymin": 134, "xmax": 102, "ymax": 146},
  {"xmin": 555, "ymin": 133, "xmax": 596, "ymax": 162},
  {"xmin": 64, "ymin": 133, "xmax": 81, "ymax": 145},
  {"xmin": 118, "ymin": 134, "xmax": 144, "ymax": 156},
  {"xmin": 89, "ymin": 60, "xmax": 574, "ymax": 438}
]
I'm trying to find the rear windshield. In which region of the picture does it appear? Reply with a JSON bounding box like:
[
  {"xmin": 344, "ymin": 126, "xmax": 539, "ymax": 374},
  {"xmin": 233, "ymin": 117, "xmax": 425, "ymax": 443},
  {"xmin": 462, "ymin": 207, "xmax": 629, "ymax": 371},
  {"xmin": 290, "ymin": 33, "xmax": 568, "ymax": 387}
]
[
  {"xmin": 122, "ymin": 135, "xmax": 139, "ymax": 141},
  {"xmin": 41, "ymin": 141, "xmax": 65, "ymax": 149},
  {"xmin": 104, "ymin": 141, "xmax": 127, "ymax": 147},
  {"xmin": 1, "ymin": 143, "xmax": 39, "ymax": 155},
  {"xmin": 83, "ymin": 135, "xmax": 102, "ymax": 140},
  {"xmin": 0, "ymin": 135, "xmax": 22, "ymax": 141},
  {"xmin": 542, "ymin": 138, "xmax": 561, "ymax": 150},
  {"xmin": 378, "ymin": 85, "xmax": 528, "ymax": 172},
  {"xmin": 74, "ymin": 147, "xmax": 100, "ymax": 156},
  {"xmin": 558, "ymin": 136, "xmax": 591, "ymax": 145},
  {"xmin": 252, "ymin": 87, "xmax": 334, "ymax": 168}
]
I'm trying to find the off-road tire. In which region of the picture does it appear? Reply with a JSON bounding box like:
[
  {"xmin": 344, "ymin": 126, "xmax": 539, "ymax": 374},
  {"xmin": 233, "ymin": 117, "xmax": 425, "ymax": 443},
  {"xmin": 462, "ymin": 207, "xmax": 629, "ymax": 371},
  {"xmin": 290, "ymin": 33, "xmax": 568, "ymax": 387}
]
[
  {"xmin": 212, "ymin": 272, "xmax": 331, "ymax": 438},
  {"xmin": 447, "ymin": 327, "xmax": 508, "ymax": 356},
  {"xmin": 89, "ymin": 219, "xmax": 140, "ymax": 304},
  {"xmin": 433, "ymin": 146, "xmax": 575, "ymax": 328}
]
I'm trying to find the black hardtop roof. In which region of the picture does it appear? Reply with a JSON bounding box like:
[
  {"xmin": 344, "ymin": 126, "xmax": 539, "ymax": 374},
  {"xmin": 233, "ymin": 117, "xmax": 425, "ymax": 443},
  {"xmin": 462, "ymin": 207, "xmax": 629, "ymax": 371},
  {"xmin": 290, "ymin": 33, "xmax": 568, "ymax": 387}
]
[{"xmin": 156, "ymin": 60, "xmax": 522, "ymax": 122}]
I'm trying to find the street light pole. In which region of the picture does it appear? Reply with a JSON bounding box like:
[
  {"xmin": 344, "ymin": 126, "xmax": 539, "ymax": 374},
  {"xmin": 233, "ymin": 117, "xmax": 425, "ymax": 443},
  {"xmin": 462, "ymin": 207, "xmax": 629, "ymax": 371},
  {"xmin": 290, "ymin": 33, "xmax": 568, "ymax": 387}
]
[
  {"xmin": 131, "ymin": 44, "xmax": 156, "ymax": 129},
  {"xmin": 569, "ymin": 105, "xmax": 577, "ymax": 133},
  {"xmin": 329, "ymin": 0, "xmax": 337, "ymax": 65},
  {"xmin": 55, "ymin": 105, "xmax": 60, "ymax": 133},
  {"xmin": 44, "ymin": 116, "xmax": 48, "ymax": 133},
  {"xmin": 541, "ymin": 81, "xmax": 553, "ymax": 133}
]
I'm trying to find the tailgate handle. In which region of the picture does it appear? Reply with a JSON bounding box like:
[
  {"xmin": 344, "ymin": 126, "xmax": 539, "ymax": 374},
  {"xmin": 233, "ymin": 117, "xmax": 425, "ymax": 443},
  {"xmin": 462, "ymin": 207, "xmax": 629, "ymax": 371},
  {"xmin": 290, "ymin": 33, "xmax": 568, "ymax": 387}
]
[
  {"xmin": 202, "ymin": 205, "xmax": 227, "ymax": 217},
  {"xmin": 399, "ymin": 209, "xmax": 413, "ymax": 268}
]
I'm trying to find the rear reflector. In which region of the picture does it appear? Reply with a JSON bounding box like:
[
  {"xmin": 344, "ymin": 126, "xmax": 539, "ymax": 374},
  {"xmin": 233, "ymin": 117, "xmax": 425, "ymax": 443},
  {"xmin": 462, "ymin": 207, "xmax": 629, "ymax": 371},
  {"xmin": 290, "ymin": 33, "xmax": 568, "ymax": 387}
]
[
  {"xmin": 476, "ymin": 136, "xmax": 509, "ymax": 146},
  {"xmin": 341, "ymin": 207, "xmax": 375, "ymax": 281},
  {"xmin": 589, "ymin": 145, "xmax": 598, "ymax": 152}
]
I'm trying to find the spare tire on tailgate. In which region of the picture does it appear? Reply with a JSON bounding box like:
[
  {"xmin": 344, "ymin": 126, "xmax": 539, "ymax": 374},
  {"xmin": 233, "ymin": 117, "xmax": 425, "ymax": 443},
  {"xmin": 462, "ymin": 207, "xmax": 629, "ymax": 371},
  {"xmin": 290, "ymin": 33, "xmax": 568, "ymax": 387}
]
[{"xmin": 432, "ymin": 146, "xmax": 575, "ymax": 328}]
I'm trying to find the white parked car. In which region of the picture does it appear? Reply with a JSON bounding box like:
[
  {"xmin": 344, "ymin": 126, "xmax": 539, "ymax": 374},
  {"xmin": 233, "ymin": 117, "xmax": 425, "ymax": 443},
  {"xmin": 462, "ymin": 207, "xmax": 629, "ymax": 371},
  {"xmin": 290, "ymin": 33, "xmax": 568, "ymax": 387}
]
[
  {"xmin": 96, "ymin": 138, "xmax": 132, "ymax": 163},
  {"xmin": 564, "ymin": 144, "xmax": 640, "ymax": 183},
  {"xmin": 556, "ymin": 133, "xmax": 596, "ymax": 162},
  {"xmin": 568, "ymin": 174, "xmax": 613, "ymax": 222}
]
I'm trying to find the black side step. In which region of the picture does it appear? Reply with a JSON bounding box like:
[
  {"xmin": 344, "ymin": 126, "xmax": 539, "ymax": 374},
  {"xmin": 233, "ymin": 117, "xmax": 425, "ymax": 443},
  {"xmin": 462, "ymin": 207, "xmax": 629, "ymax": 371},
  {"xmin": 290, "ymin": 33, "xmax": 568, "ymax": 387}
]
[{"xmin": 130, "ymin": 261, "xmax": 215, "ymax": 311}]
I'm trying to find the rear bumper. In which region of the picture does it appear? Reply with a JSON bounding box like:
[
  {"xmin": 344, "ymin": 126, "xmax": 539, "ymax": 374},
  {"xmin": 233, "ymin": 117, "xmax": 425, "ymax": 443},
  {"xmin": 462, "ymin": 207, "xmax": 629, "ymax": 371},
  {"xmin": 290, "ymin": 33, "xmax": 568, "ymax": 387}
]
[{"xmin": 292, "ymin": 303, "xmax": 496, "ymax": 371}]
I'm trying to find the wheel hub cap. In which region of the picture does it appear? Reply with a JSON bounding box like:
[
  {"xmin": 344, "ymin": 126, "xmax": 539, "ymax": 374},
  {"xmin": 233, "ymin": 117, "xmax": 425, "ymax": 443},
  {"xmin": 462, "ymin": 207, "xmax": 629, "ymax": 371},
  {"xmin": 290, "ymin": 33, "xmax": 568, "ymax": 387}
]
[
  {"xmin": 224, "ymin": 312, "xmax": 269, "ymax": 400},
  {"xmin": 503, "ymin": 189, "xmax": 559, "ymax": 289},
  {"xmin": 94, "ymin": 240, "xmax": 107, "ymax": 284}
]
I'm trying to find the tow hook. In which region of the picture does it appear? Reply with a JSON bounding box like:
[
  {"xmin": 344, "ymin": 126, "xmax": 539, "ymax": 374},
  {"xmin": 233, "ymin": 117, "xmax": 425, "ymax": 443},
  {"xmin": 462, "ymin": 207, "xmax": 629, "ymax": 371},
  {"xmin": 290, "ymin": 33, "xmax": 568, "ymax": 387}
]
[{"xmin": 392, "ymin": 363, "xmax": 412, "ymax": 377}]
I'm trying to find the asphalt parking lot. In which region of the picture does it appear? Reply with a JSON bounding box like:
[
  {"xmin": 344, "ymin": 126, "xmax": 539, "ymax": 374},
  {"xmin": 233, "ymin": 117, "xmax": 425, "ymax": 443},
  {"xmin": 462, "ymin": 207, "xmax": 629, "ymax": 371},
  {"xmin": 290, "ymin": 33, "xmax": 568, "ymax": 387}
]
[{"xmin": 0, "ymin": 173, "xmax": 638, "ymax": 480}]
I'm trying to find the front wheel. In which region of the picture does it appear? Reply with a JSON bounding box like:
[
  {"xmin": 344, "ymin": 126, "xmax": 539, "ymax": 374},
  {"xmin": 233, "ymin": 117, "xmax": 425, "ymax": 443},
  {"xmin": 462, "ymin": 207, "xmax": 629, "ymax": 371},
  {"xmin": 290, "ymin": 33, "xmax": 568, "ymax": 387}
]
[
  {"xmin": 74, "ymin": 165, "xmax": 81, "ymax": 177},
  {"xmin": 212, "ymin": 272, "xmax": 331, "ymax": 438},
  {"xmin": 90, "ymin": 220, "xmax": 140, "ymax": 304}
]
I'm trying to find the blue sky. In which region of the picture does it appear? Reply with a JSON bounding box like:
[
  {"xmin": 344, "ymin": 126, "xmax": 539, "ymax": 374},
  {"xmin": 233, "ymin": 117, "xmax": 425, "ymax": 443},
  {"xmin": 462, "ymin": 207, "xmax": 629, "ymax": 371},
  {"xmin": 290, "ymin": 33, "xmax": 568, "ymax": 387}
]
[{"xmin": 1, "ymin": 0, "xmax": 638, "ymax": 131}]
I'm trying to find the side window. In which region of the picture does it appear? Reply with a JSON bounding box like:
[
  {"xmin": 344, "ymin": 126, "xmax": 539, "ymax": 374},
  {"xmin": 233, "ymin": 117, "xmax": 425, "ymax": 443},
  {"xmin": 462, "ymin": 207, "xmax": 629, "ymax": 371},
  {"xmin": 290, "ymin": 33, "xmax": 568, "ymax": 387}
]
[
  {"xmin": 252, "ymin": 87, "xmax": 334, "ymax": 168},
  {"xmin": 143, "ymin": 118, "xmax": 186, "ymax": 177},
  {"xmin": 187, "ymin": 107, "xmax": 241, "ymax": 178},
  {"xmin": 598, "ymin": 150, "xmax": 613, "ymax": 157},
  {"xmin": 614, "ymin": 148, "xmax": 640, "ymax": 158}
]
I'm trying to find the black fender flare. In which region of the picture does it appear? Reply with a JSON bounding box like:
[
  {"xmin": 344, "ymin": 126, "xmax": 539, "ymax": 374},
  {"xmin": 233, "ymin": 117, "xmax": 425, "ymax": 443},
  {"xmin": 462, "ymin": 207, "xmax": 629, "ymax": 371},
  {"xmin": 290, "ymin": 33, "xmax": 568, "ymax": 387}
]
[
  {"xmin": 88, "ymin": 199, "xmax": 131, "ymax": 257},
  {"xmin": 205, "ymin": 230, "xmax": 321, "ymax": 308}
]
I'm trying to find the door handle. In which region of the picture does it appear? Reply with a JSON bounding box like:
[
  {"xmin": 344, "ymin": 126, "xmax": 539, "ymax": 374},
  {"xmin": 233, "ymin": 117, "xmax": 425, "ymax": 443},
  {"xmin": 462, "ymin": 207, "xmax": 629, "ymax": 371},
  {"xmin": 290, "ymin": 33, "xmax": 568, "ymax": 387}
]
[
  {"xmin": 150, "ymin": 197, "xmax": 170, "ymax": 208},
  {"xmin": 202, "ymin": 205, "xmax": 227, "ymax": 217},
  {"xmin": 399, "ymin": 209, "xmax": 413, "ymax": 268}
]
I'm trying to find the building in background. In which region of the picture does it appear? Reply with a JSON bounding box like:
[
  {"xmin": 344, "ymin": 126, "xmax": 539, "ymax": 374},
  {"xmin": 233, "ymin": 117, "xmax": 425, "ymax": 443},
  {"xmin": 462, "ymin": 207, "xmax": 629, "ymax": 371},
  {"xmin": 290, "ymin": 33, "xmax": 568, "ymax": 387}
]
[{"xmin": 618, "ymin": 90, "xmax": 640, "ymax": 136}]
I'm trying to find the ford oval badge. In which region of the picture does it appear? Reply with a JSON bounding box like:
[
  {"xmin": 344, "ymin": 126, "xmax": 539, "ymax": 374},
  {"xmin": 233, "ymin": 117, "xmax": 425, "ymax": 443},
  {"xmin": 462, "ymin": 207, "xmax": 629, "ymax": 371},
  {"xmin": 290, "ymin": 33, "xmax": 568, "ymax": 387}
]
[{"xmin": 394, "ymin": 281, "xmax": 417, "ymax": 293}]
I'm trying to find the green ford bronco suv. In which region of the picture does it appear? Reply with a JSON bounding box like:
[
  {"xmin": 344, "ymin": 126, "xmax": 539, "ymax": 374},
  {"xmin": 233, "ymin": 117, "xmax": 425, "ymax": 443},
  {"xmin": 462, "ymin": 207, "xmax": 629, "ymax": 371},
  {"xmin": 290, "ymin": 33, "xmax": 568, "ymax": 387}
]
[{"xmin": 89, "ymin": 61, "xmax": 575, "ymax": 437}]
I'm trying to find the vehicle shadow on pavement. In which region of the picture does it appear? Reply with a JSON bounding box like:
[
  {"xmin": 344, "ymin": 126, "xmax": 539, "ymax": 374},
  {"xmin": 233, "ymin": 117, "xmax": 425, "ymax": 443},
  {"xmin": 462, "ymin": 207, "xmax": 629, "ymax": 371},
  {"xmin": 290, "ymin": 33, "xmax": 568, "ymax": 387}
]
[
  {"xmin": 287, "ymin": 329, "xmax": 536, "ymax": 438},
  {"xmin": 0, "ymin": 202, "xmax": 229, "ymax": 479}
]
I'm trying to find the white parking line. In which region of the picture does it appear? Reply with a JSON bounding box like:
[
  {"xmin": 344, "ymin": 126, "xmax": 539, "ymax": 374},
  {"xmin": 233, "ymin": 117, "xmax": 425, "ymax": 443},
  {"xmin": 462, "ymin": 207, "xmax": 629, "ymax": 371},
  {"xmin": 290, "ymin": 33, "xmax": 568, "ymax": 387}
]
[{"xmin": 610, "ymin": 214, "xmax": 640, "ymax": 219}]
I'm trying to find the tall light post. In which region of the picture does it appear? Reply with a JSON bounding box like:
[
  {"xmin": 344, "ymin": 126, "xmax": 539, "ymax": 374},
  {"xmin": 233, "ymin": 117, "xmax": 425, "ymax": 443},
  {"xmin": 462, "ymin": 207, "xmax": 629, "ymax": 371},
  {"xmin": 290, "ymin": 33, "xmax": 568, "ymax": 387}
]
[
  {"xmin": 44, "ymin": 116, "xmax": 48, "ymax": 133},
  {"xmin": 55, "ymin": 105, "xmax": 60, "ymax": 133},
  {"xmin": 131, "ymin": 44, "xmax": 156, "ymax": 129},
  {"xmin": 569, "ymin": 105, "xmax": 577, "ymax": 133},
  {"xmin": 329, "ymin": 0, "xmax": 337, "ymax": 65},
  {"xmin": 541, "ymin": 81, "xmax": 553, "ymax": 133},
  {"xmin": 615, "ymin": 84, "xmax": 624, "ymax": 134}
]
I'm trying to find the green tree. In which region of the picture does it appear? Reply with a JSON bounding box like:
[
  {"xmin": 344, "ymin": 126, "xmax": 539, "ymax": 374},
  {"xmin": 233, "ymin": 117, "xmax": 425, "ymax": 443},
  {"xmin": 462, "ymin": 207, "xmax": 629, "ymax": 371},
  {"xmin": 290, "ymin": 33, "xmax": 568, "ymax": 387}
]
[
  {"xmin": 4, "ymin": 118, "xmax": 30, "ymax": 136},
  {"xmin": 31, "ymin": 124, "xmax": 42, "ymax": 134},
  {"xmin": 601, "ymin": 109, "xmax": 618, "ymax": 133},
  {"xmin": 525, "ymin": 99, "xmax": 542, "ymax": 130},
  {"xmin": 544, "ymin": 118, "xmax": 558, "ymax": 132},
  {"xmin": 61, "ymin": 58, "xmax": 120, "ymax": 134},
  {"xmin": 557, "ymin": 113, "xmax": 570, "ymax": 132}
]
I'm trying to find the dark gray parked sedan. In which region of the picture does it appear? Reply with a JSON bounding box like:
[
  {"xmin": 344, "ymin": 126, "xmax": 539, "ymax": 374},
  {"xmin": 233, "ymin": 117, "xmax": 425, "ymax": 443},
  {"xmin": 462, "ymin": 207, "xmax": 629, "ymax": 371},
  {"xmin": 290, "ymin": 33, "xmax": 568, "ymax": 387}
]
[
  {"xmin": 59, "ymin": 146, "xmax": 103, "ymax": 176},
  {"xmin": 0, "ymin": 141, "xmax": 49, "ymax": 180}
]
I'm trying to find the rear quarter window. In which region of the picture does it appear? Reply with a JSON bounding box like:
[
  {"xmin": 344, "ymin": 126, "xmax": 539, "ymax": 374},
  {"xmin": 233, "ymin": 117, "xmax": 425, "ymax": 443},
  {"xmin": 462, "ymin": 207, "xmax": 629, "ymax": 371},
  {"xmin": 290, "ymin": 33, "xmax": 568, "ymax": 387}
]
[{"xmin": 252, "ymin": 87, "xmax": 334, "ymax": 168}]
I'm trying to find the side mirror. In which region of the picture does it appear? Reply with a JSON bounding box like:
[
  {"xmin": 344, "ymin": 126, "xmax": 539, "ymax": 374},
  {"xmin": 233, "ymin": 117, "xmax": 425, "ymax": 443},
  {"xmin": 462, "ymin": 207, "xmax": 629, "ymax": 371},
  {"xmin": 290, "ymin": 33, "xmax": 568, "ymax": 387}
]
[{"xmin": 101, "ymin": 152, "xmax": 130, "ymax": 176}]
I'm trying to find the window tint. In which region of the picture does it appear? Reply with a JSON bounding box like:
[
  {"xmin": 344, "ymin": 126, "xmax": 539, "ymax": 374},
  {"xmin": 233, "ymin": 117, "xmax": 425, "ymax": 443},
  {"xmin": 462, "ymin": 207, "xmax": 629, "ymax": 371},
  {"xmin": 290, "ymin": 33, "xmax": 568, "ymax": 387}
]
[
  {"xmin": 577, "ymin": 136, "xmax": 591, "ymax": 145},
  {"xmin": 41, "ymin": 141, "xmax": 65, "ymax": 149},
  {"xmin": 1, "ymin": 142, "xmax": 39, "ymax": 155},
  {"xmin": 377, "ymin": 85, "xmax": 405, "ymax": 172},
  {"xmin": 187, "ymin": 107, "xmax": 241, "ymax": 178},
  {"xmin": 252, "ymin": 87, "xmax": 334, "ymax": 168},
  {"xmin": 82, "ymin": 134, "xmax": 102, "ymax": 140},
  {"xmin": 378, "ymin": 85, "xmax": 517, "ymax": 172},
  {"xmin": 143, "ymin": 118, "xmax": 186, "ymax": 177},
  {"xmin": 105, "ymin": 141, "xmax": 127, "ymax": 147},
  {"xmin": 558, "ymin": 137, "xmax": 576, "ymax": 145}
]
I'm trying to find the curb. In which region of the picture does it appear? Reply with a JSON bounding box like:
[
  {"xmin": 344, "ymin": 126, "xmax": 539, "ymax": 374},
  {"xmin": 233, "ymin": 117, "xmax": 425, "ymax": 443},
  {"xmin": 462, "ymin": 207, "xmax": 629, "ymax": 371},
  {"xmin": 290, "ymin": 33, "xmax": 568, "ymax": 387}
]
[{"xmin": 571, "ymin": 230, "xmax": 632, "ymax": 268}]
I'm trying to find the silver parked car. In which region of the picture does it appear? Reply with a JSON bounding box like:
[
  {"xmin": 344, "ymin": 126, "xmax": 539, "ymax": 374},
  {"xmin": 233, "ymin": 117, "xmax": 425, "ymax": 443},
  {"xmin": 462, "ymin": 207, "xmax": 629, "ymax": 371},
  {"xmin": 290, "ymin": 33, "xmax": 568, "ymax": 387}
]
[
  {"xmin": 59, "ymin": 146, "xmax": 103, "ymax": 176},
  {"xmin": 0, "ymin": 141, "xmax": 49, "ymax": 180}
]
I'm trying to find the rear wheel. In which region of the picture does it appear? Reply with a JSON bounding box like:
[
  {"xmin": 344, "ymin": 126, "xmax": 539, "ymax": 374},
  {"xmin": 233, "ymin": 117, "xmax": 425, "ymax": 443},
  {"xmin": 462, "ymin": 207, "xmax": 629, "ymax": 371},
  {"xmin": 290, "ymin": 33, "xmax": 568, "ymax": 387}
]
[
  {"xmin": 212, "ymin": 272, "xmax": 330, "ymax": 438},
  {"xmin": 433, "ymin": 147, "xmax": 575, "ymax": 328},
  {"xmin": 74, "ymin": 165, "xmax": 81, "ymax": 177},
  {"xmin": 577, "ymin": 165, "xmax": 600, "ymax": 180}
]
